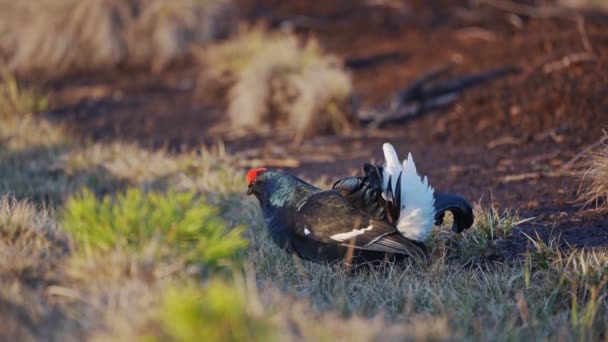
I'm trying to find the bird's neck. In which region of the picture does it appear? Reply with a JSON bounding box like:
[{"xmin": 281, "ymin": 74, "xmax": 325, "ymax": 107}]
[
  {"xmin": 261, "ymin": 177, "xmax": 318, "ymax": 241},
  {"xmin": 263, "ymin": 176, "xmax": 317, "ymax": 209}
]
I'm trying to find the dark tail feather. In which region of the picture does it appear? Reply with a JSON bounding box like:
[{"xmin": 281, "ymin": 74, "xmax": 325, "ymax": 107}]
[{"xmin": 433, "ymin": 192, "xmax": 474, "ymax": 233}]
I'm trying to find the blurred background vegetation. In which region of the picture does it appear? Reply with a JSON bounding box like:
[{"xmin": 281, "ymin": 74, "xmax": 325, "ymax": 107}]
[{"xmin": 0, "ymin": 0, "xmax": 607, "ymax": 341}]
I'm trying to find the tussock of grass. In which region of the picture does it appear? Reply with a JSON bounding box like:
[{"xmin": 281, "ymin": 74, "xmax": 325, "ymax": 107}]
[
  {"xmin": 205, "ymin": 28, "xmax": 356, "ymax": 139},
  {"xmin": 0, "ymin": 0, "xmax": 237, "ymax": 76},
  {"xmin": 0, "ymin": 74, "xmax": 48, "ymax": 119},
  {"xmin": 578, "ymin": 138, "xmax": 608, "ymax": 209},
  {"xmin": 0, "ymin": 75, "xmax": 64, "ymax": 151},
  {"xmin": 445, "ymin": 204, "xmax": 528, "ymax": 264},
  {"xmin": 0, "ymin": 196, "xmax": 70, "ymax": 341},
  {"xmin": 0, "ymin": 196, "xmax": 67, "ymax": 283},
  {"xmin": 62, "ymin": 188, "xmax": 247, "ymax": 267}
]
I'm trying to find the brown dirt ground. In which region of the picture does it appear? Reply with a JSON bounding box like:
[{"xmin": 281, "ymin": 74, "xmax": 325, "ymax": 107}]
[{"xmin": 46, "ymin": 0, "xmax": 608, "ymax": 256}]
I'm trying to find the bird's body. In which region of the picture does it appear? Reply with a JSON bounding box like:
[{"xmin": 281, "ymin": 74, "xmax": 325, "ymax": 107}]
[{"xmin": 247, "ymin": 143, "xmax": 474, "ymax": 266}]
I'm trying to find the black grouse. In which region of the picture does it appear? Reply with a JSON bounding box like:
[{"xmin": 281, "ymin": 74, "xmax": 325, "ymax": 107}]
[{"xmin": 247, "ymin": 143, "xmax": 474, "ymax": 266}]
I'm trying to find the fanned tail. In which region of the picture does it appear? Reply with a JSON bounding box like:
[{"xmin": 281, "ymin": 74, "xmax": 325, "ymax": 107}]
[{"xmin": 381, "ymin": 143, "xmax": 435, "ymax": 241}]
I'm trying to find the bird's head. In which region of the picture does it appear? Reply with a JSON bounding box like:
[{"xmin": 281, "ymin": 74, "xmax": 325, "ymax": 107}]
[
  {"xmin": 246, "ymin": 167, "xmax": 268, "ymax": 199},
  {"xmin": 246, "ymin": 168, "xmax": 318, "ymax": 207}
]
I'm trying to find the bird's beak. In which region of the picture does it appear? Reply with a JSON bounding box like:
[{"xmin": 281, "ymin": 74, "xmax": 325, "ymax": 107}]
[{"xmin": 247, "ymin": 186, "xmax": 252, "ymax": 195}]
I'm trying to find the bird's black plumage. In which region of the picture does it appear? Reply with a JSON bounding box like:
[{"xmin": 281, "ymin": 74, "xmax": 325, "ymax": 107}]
[
  {"xmin": 335, "ymin": 163, "xmax": 474, "ymax": 233},
  {"xmin": 248, "ymin": 160, "xmax": 474, "ymax": 267}
]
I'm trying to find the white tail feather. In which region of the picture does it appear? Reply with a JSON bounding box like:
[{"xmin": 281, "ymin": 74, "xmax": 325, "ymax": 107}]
[
  {"xmin": 381, "ymin": 143, "xmax": 435, "ymax": 241},
  {"xmin": 382, "ymin": 143, "xmax": 401, "ymax": 197}
]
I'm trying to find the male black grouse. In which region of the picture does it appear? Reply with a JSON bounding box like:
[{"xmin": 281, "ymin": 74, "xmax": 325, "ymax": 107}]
[{"xmin": 247, "ymin": 143, "xmax": 474, "ymax": 266}]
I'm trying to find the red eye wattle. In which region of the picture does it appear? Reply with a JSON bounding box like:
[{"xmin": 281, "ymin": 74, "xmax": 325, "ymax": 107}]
[{"xmin": 247, "ymin": 168, "xmax": 267, "ymax": 185}]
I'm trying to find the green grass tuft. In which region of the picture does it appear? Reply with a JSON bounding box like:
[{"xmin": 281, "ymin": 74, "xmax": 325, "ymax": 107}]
[{"xmin": 61, "ymin": 188, "xmax": 247, "ymax": 267}]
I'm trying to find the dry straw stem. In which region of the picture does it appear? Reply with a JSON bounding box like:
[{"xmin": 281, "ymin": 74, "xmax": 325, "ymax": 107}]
[
  {"xmin": 0, "ymin": 0, "xmax": 237, "ymax": 76},
  {"xmin": 206, "ymin": 28, "xmax": 356, "ymax": 139},
  {"xmin": 578, "ymin": 133, "xmax": 608, "ymax": 209}
]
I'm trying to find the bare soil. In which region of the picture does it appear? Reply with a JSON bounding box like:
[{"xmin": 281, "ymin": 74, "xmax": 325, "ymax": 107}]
[{"xmin": 46, "ymin": 0, "xmax": 608, "ymax": 254}]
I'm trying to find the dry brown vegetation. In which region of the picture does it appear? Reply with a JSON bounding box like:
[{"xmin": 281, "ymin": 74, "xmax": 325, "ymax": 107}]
[
  {"xmin": 203, "ymin": 28, "xmax": 356, "ymax": 140},
  {"xmin": 0, "ymin": 197, "xmax": 69, "ymax": 341},
  {"xmin": 0, "ymin": 0, "xmax": 237, "ymax": 76},
  {"xmin": 578, "ymin": 134, "xmax": 608, "ymax": 209}
]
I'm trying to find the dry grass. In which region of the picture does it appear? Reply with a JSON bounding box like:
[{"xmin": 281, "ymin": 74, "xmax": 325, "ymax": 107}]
[
  {"xmin": 441, "ymin": 204, "xmax": 530, "ymax": 264},
  {"xmin": 0, "ymin": 89, "xmax": 243, "ymax": 203},
  {"xmin": 0, "ymin": 197, "xmax": 72, "ymax": 341},
  {"xmin": 0, "ymin": 74, "xmax": 48, "ymax": 119},
  {"xmin": 578, "ymin": 136, "xmax": 608, "ymax": 209},
  {"xmin": 204, "ymin": 28, "xmax": 356, "ymax": 139},
  {"xmin": 0, "ymin": 0, "xmax": 237, "ymax": 77}
]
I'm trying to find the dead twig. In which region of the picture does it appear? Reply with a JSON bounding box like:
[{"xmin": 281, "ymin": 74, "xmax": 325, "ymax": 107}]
[
  {"xmin": 487, "ymin": 135, "xmax": 527, "ymax": 149},
  {"xmin": 542, "ymin": 52, "xmax": 596, "ymax": 74},
  {"xmin": 499, "ymin": 170, "xmax": 582, "ymax": 183},
  {"xmin": 236, "ymin": 158, "xmax": 300, "ymax": 168},
  {"xmin": 453, "ymin": 27, "xmax": 501, "ymax": 43}
]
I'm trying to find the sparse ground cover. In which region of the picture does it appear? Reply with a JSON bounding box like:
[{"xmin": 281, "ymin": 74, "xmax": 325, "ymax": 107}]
[
  {"xmin": 0, "ymin": 75, "xmax": 607, "ymax": 341},
  {"xmin": 1, "ymin": 0, "xmax": 608, "ymax": 340}
]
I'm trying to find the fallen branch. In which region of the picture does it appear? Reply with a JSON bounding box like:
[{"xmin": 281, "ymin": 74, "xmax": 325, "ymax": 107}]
[
  {"xmin": 499, "ymin": 170, "xmax": 582, "ymax": 183},
  {"xmin": 361, "ymin": 65, "xmax": 519, "ymax": 128}
]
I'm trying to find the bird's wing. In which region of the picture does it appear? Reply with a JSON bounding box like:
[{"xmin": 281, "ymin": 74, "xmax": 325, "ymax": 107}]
[
  {"xmin": 332, "ymin": 173, "xmax": 388, "ymax": 222},
  {"xmin": 335, "ymin": 163, "xmax": 475, "ymax": 236},
  {"xmin": 295, "ymin": 190, "xmax": 426, "ymax": 260}
]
